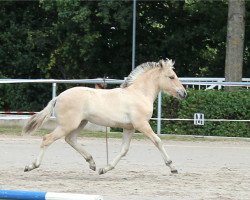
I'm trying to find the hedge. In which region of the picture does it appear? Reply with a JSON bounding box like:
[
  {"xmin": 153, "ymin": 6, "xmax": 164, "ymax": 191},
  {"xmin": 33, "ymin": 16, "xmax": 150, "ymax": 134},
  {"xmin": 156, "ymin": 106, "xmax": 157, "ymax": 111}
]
[
  {"xmin": 151, "ymin": 89, "xmax": 250, "ymax": 137},
  {"xmin": 0, "ymin": 83, "xmax": 51, "ymax": 111},
  {"xmin": 0, "ymin": 83, "xmax": 72, "ymax": 112}
]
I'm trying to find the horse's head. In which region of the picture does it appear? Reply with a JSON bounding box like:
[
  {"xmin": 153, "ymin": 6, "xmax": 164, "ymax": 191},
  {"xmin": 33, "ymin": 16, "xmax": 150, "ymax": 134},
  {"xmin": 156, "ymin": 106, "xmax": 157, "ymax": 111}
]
[{"xmin": 158, "ymin": 59, "xmax": 187, "ymax": 99}]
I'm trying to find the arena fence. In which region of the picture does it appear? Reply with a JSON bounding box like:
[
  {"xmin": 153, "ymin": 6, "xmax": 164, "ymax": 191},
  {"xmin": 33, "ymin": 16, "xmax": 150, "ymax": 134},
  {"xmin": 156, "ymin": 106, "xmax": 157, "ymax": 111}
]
[{"xmin": 0, "ymin": 78, "xmax": 249, "ymax": 135}]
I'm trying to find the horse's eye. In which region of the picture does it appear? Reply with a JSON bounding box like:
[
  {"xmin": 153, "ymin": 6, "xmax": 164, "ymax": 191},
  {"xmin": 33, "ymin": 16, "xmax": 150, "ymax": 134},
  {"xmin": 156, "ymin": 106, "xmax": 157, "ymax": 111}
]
[{"xmin": 169, "ymin": 76, "xmax": 175, "ymax": 80}]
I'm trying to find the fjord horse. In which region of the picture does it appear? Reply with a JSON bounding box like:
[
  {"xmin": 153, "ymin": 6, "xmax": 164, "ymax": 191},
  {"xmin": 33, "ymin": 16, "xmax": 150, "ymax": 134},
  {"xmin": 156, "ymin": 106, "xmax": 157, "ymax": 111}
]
[{"xmin": 23, "ymin": 59, "xmax": 187, "ymax": 174}]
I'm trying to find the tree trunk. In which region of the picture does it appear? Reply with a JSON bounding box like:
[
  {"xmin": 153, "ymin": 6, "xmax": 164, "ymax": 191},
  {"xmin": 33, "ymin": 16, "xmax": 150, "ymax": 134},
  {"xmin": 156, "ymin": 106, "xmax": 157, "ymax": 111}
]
[{"xmin": 225, "ymin": 0, "xmax": 245, "ymax": 91}]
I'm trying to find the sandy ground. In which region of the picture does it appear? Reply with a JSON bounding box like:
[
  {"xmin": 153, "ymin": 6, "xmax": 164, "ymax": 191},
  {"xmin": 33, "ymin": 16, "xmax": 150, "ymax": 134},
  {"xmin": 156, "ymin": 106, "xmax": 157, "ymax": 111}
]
[{"xmin": 0, "ymin": 135, "xmax": 250, "ymax": 200}]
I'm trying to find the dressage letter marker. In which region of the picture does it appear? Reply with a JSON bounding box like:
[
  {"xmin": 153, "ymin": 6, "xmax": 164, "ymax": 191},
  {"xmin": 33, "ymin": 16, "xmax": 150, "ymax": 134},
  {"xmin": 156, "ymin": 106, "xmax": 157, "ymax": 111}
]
[
  {"xmin": 194, "ymin": 113, "xmax": 205, "ymax": 125},
  {"xmin": 0, "ymin": 190, "xmax": 103, "ymax": 200}
]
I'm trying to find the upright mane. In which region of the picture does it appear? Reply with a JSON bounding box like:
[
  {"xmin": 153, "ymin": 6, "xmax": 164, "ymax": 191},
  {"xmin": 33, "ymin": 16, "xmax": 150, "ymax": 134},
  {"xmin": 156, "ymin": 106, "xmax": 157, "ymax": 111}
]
[{"xmin": 121, "ymin": 59, "xmax": 174, "ymax": 88}]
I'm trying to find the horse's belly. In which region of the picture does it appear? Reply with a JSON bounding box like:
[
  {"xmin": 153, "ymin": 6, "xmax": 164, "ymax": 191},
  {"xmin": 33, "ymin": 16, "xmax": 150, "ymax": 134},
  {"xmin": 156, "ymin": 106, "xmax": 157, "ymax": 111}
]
[{"xmin": 87, "ymin": 113, "xmax": 133, "ymax": 129}]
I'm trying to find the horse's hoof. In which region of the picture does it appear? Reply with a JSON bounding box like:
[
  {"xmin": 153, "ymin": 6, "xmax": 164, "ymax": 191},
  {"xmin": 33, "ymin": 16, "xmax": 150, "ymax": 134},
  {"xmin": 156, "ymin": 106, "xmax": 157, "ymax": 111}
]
[
  {"xmin": 24, "ymin": 166, "xmax": 30, "ymax": 172},
  {"xmin": 90, "ymin": 165, "xmax": 96, "ymax": 171},
  {"xmin": 171, "ymin": 169, "xmax": 178, "ymax": 174},
  {"xmin": 98, "ymin": 168, "xmax": 105, "ymax": 175}
]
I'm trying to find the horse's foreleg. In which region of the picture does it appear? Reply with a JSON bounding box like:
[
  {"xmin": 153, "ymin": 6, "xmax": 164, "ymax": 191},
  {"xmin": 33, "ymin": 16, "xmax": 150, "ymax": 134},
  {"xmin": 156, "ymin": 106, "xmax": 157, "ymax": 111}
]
[
  {"xmin": 98, "ymin": 128, "xmax": 134, "ymax": 175},
  {"xmin": 135, "ymin": 121, "xmax": 178, "ymax": 174},
  {"xmin": 65, "ymin": 121, "xmax": 96, "ymax": 171},
  {"xmin": 24, "ymin": 127, "xmax": 65, "ymax": 172}
]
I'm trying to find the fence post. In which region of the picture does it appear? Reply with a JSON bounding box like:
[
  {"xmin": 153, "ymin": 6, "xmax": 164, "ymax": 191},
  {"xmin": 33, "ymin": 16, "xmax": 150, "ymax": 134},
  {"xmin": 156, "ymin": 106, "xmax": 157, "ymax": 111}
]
[
  {"xmin": 52, "ymin": 83, "xmax": 57, "ymax": 99},
  {"xmin": 157, "ymin": 91, "xmax": 162, "ymax": 135},
  {"xmin": 52, "ymin": 83, "xmax": 57, "ymax": 117}
]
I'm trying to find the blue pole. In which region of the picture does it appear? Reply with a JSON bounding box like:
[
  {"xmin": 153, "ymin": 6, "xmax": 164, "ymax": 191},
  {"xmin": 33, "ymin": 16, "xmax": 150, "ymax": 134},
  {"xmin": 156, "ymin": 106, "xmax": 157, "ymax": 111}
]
[
  {"xmin": 0, "ymin": 190, "xmax": 46, "ymax": 200},
  {"xmin": 0, "ymin": 190, "xmax": 103, "ymax": 200}
]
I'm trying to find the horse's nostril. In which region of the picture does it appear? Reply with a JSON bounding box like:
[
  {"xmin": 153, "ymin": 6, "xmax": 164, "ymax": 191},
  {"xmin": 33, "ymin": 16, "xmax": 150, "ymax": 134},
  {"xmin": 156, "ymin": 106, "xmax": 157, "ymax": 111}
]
[
  {"xmin": 177, "ymin": 90, "xmax": 187, "ymax": 99},
  {"xmin": 183, "ymin": 91, "xmax": 187, "ymax": 98}
]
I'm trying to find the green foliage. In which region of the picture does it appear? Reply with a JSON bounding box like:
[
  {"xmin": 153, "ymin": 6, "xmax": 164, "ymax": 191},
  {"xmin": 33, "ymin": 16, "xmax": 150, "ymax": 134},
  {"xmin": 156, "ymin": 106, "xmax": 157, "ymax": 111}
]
[
  {"xmin": 1, "ymin": 0, "xmax": 250, "ymax": 79},
  {"xmin": 151, "ymin": 90, "xmax": 250, "ymax": 137},
  {"xmin": 136, "ymin": 1, "xmax": 229, "ymax": 77},
  {"xmin": 0, "ymin": 83, "xmax": 51, "ymax": 111}
]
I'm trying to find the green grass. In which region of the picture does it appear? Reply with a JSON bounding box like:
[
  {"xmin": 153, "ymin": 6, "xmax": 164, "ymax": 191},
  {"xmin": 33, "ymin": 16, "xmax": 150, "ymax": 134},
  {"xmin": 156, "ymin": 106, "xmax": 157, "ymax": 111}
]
[
  {"xmin": 0, "ymin": 126, "xmax": 249, "ymax": 142},
  {"xmin": 0, "ymin": 126, "xmax": 145, "ymax": 139}
]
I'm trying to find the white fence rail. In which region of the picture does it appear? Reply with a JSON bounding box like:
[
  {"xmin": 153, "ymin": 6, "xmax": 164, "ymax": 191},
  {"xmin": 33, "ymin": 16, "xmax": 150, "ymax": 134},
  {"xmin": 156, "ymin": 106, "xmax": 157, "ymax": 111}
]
[{"xmin": 0, "ymin": 78, "xmax": 250, "ymax": 135}]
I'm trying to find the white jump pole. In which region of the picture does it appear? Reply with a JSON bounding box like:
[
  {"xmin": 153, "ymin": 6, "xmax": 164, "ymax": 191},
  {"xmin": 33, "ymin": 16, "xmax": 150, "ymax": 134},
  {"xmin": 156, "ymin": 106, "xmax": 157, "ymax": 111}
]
[
  {"xmin": 46, "ymin": 192, "xmax": 103, "ymax": 200},
  {"xmin": 0, "ymin": 190, "xmax": 103, "ymax": 200}
]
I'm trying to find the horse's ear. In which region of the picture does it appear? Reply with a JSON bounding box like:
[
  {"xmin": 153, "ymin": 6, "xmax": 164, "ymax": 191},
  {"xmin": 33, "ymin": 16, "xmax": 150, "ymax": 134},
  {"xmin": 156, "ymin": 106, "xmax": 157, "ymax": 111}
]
[
  {"xmin": 168, "ymin": 59, "xmax": 175, "ymax": 69},
  {"xmin": 159, "ymin": 60, "xmax": 165, "ymax": 68},
  {"xmin": 165, "ymin": 59, "xmax": 175, "ymax": 69}
]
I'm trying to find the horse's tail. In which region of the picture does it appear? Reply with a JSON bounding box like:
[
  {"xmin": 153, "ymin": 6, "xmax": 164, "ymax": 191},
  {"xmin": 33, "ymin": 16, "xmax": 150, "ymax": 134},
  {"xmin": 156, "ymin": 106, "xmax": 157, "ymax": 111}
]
[{"xmin": 22, "ymin": 97, "xmax": 57, "ymax": 135}]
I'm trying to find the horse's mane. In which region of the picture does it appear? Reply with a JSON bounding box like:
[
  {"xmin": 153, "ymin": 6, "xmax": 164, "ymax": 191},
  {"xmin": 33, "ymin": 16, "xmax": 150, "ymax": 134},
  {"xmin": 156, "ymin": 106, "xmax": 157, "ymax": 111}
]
[{"xmin": 121, "ymin": 59, "xmax": 174, "ymax": 88}]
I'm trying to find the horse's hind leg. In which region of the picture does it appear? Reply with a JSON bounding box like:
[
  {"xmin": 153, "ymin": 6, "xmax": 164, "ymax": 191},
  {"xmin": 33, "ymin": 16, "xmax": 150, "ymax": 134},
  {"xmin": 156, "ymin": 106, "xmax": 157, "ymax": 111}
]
[
  {"xmin": 99, "ymin": 128, "xmax": 135, "ymax": 175},
  {"xmin": 65, "ymin": 120, "xmax": 96, "ymax": 171},
  {"xmin": 24, "ymin": 126, "xmax": 66, "ymax": 172}
]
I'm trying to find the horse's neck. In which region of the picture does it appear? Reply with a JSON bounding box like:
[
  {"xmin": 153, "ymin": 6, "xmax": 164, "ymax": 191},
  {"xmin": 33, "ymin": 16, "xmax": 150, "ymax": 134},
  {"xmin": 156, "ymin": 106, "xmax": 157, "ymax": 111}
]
[{"xmin": 130, "ymin": 69, "xmax": 160, "ymax": 104}]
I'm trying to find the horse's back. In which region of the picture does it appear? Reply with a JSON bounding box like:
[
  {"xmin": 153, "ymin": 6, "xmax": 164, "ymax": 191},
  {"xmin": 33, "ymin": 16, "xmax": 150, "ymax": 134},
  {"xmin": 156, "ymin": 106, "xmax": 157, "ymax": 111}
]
[{"xmin": 54, "ymin": 86, "xmax": 133, "ymax": 127}]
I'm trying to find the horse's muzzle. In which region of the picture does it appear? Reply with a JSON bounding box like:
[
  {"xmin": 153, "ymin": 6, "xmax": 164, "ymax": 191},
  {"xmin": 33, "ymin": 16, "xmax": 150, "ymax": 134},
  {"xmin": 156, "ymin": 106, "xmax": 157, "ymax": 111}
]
[{"xmin": 177, "ymin": 90, "xmax": 187, "ymax": 99}]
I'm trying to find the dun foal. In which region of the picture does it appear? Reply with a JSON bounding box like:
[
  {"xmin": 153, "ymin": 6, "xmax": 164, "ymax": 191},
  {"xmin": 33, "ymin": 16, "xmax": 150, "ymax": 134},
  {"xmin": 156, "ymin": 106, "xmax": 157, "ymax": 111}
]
[{"xmin": 23, "ymin": 59, "xmax": 187, "ymax": 174}]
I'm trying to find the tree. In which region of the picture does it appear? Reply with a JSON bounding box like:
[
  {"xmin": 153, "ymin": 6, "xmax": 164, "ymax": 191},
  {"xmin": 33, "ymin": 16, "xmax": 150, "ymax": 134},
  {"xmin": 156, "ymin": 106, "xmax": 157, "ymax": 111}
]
[
  {"xmin": 39, "ymin": 0, "xmax": 132, "ymax": 79},
  {"xmin": 136, "ymin": 0, "xmax": 228, "ymax": 77},
  {"xmin": 225, "ymin": 0, "xmax": 245, "ymax": 89}
]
